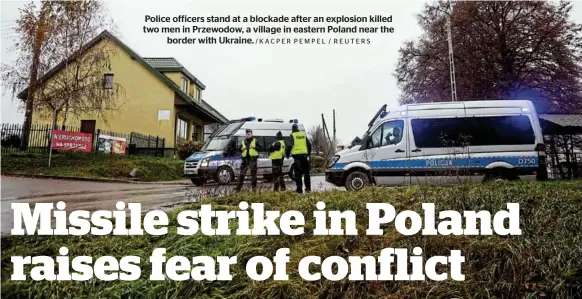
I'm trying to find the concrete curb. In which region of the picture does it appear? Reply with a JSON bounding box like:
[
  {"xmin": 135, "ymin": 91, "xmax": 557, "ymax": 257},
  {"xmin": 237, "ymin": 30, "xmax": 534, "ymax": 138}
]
[
  {"xmin": 2, "ymin": 173, "xmax": 191, "ymax": 185},
  {"xmin": 2, "ymin": 172, "xmax": 325, "ymax": 184}
]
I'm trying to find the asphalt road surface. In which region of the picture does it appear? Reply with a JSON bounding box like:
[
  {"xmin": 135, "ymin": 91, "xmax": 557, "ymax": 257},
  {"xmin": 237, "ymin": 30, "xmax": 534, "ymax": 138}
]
[{"xmin": 1, "ymin": 175, "xmax": 339, "ymax": 235}]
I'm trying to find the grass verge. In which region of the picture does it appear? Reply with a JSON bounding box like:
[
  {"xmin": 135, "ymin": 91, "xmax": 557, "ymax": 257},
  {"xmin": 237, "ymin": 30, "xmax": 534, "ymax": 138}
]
[
  {"xmin": 2, "ymin": 181, "xmax": 582, "ymax": 298},
  {"xmin": 1, "ymin": 152, "xmax": 184, "ymax": 182}
]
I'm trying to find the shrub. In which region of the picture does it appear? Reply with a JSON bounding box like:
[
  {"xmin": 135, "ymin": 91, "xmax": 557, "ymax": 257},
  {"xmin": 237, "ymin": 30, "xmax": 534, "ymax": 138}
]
[
  {"xmin": 176, "ymin": 139, "xmax": 203, "ymax": 160},
  {"xmin": 1, "ymin": 134, "xmax": 21, "ymax": 148},
  {"xmin": 311, "ymin": 155, "xmax": 325, "ymax": 168}
]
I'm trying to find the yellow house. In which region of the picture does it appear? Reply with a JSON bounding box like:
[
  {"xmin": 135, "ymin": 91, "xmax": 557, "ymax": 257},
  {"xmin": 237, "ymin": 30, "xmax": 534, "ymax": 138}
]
[{"xmin": 17, "ymin": 30, "xmax": 228, "ymax": 156}]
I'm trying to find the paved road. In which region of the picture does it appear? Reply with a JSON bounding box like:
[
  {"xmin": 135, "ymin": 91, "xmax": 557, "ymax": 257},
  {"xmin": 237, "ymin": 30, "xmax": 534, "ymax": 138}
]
[{"xmin": 1, "ymin": 175, "xmax": 339, "ymax": 235}]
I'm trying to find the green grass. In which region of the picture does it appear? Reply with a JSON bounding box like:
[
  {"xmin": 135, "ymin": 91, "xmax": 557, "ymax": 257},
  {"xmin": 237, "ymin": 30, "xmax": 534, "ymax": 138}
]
[
  {"xmin": 1, "ymin": 152, "xmax": 184, "ymax": 182},
  {"xmin": 2, "ymin": 181, "xmax": 582, "ymax": 298}
]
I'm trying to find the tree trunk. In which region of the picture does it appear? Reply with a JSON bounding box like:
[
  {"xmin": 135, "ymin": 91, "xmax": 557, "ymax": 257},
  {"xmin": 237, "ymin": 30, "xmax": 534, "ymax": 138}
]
[
  {"xmin": 61, "ymin": 103, "xmax": 69, "ymax": 129},
  {"xmin": 21, "ymin": 3, "xmax": 51, "ymax": 150}
]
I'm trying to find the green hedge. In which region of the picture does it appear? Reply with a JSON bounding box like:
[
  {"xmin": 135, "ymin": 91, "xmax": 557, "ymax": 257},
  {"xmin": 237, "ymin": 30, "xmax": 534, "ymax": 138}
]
[{"xmin": 1, "ymin": 152, "xmax": 184, "ymax": 181}]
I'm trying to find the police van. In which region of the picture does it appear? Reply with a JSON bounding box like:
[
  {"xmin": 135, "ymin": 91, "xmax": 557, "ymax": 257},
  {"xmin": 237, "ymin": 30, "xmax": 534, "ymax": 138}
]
[
  {"xmin": 184, "ymin": 117, "xmax": 305, "ymax": 185},
  {"xmin": 326, "ymin": 100, "xmax": 548, "ymax": 190}
]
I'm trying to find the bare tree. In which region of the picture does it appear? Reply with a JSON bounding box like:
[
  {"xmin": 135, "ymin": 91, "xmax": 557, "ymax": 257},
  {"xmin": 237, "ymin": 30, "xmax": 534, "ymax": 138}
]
[
  {"xmin": 1, "ymin": 1, "xmax": 59, "ymax": 147},
  {"xmin": 308, "ymin": 125, "xmax": 336, "ymax": 160},
  {"xmin": 2, "ymin": 1, "xmax": 124, "ymax": 133},
  {"xmin": 308, "ymin": 125, "xmax": 326, "ymax": 155}
]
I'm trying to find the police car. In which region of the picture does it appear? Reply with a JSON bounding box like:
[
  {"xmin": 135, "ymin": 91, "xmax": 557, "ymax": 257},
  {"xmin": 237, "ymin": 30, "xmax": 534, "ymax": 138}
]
[
  {"xmin": 326, "ymin": 100, "xmax": 548, "ymax": 190},
  {"xmin": 184, "ymin": 117, "xmax": 306, "ymax": 185}
]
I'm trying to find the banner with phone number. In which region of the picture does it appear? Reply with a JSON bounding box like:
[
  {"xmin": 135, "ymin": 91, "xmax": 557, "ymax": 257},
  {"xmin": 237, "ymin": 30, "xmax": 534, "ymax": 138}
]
[{"xmin": 52, "ymin": 130, "xmax": 93, "ymax": 152}]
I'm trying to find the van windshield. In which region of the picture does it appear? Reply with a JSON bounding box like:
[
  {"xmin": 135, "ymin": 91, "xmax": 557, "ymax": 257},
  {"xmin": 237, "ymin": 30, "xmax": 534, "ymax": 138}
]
[
  {"xmin": 202, "ymin": 137, "xmax": 234, "ymax": 151},
  {"xmin": 214, "ymin": 123, "xmax": 242, "ymax": 137}
]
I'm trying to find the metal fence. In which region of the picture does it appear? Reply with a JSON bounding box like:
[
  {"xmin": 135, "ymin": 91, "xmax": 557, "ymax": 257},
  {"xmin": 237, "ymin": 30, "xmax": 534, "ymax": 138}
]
[{"xmin": 1, "ymin": 123, "xmax": 166, "ymax": 157}]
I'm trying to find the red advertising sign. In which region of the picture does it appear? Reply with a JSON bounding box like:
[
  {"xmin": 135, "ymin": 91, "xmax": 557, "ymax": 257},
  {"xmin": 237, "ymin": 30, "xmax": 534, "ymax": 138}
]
[{"xmin": 52, "ymin": 130, "xmax": 93, "ymax": 152}]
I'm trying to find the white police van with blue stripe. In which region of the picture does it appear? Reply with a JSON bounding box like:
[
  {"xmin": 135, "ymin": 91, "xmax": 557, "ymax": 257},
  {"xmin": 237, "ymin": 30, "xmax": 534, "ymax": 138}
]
[
  {"xmin": 184, "ymin": 117, "xmax": 305, "ymax": 185},
  {"xmin": 326, "ymin": 100, "xmax": 548, "ymax": 191}
]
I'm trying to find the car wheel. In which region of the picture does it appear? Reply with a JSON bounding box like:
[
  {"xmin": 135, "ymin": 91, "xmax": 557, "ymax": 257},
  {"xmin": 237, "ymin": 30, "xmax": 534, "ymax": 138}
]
[
  {"xmin": 190, "ymin": 178, "xmax": 206, "ymax": 186},
  {"xmin": 215, "ymin": 166, "xmax": 234, "ymax": 185},
  {"xmin": 345, "ymin": 171, "xmax": 370, "ymax": 191}
]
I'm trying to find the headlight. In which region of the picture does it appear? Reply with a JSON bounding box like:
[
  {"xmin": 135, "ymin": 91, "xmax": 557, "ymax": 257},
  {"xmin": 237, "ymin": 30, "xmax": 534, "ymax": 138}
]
[
  {"xmin": 328, "ymin": 155, "xmax": 340, "ymax": 168},
  {"xmin": 200, "ymin": 157, "xmax": 211, "ymax": 167}
]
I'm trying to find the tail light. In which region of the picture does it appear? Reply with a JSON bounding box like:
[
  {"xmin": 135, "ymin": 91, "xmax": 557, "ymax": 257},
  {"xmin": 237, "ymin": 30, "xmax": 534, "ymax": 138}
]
[{"xmin": 535, "ymin": 143, "xmax": 546, "ymax": 152}]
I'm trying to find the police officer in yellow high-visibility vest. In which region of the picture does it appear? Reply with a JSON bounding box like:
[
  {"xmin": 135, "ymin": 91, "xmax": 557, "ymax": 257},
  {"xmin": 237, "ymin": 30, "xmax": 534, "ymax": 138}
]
[
  {"xmin": 268, "ymin": 131, "xmax": 286, "ymax": 191},
  {"xmin": 235, "ymin": 129, "xmax": 262, "ymax": 192},
  {"xmin": 286, "ymin": 123, "xmax": 312, "ymax": 193}
]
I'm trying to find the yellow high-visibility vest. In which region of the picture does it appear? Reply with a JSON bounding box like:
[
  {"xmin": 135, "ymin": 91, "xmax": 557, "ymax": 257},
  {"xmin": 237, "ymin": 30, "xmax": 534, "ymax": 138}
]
[
  {"xmin": 269, "ymin": 140, "xmax": 285, "ymax": 160},
  {"xmin": 291, "ymin": 131, "xmax": 308, "ymax": 155},
  {"xmin": 241, "ymin": 138, "xmax": 258, "ymax": 157}
]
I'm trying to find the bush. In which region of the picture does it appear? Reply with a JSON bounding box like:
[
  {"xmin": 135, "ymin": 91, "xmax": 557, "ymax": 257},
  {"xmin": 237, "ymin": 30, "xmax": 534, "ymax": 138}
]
[
  {"xmin": 176, "ymin": 139, "xmax": 203, "ymax": 160},
  {"xmin": 1, "ymin": 134, "xmax": 21, "ymax": 148},
  {"xmin": 311, "ymin": 155, "xmax": 326, "ymax": 168}
]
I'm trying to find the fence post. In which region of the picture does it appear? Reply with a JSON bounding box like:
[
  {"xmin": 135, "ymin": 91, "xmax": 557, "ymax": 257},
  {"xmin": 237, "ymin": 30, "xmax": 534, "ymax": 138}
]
[
  {"xmin": 94, "ymin": 129, "xmax": 100, "ymax": 154},
  {"xmin": 155, "ymin": 136, "xmax": 159, "ymax": 156}
]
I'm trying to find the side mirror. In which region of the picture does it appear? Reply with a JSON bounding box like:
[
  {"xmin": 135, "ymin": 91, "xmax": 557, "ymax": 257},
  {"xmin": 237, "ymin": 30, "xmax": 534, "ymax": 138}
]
[{"xmin": 360, "ymin": 136, "xmax": 370, "ymax": 150}]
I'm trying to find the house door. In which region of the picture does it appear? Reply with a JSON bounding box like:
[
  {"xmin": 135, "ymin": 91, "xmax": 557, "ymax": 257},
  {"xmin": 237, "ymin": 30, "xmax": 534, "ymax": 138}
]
[{"xmin": 80, "ymin": 120, "xmax": 96, "ymax": 134}]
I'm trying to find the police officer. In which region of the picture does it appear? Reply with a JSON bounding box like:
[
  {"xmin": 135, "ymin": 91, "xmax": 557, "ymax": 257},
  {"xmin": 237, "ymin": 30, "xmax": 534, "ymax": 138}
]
[
  {"xmin": 235, "ymin": 129, "xmax": 262, "ymax": 192},
  {"xmin": 268, "ymin": 131, "xmax": 286, "ymax": 191},
  {"xmin": 286, "ymin": 123, "xmax": 312, "ymax": 193}
]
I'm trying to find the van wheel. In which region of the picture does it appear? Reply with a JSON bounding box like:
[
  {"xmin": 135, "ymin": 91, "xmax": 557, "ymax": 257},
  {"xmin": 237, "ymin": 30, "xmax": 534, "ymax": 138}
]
[
  {"xmin": 190, "ymin": 178, "xmax": 206, "ymax": 186},
  {"xmin": 345, "ymin": 171, "xmax": 370, "ymax": 191},
  {"xmin": 484, "ymin": 168, "xmax": 517, "ymax": 182},
  {"xmin": 215, "ymin": 166, "xmax": 234, "ymax": 185}
]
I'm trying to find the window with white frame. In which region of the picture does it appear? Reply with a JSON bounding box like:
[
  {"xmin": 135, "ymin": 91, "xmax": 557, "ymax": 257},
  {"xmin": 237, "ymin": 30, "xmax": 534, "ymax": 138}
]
[
  {"xmin": 181, "ymin": 77, "xmax": 189, "ymax": 93},
  {"xmin": 104, "ymin": 74, "xmax": 114, "ymax": 89},
  {"xmin": 177, "ymin": 118, "xmax": 188, "ymax": 140},
  {"xmin": 194, "ymin": 88, "xmax": 201, "ymax": 101}
]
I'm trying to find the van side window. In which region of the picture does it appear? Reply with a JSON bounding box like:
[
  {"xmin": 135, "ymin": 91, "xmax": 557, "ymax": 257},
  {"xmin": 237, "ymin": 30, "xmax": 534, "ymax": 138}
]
[
  {"xmin": 381, "ymin": 120, "xmax": 404, "ymax": 146},
  {"xmin": 369, "ymin": 126, "xmax": 383, "ymax": 148},
  {"xmin": 411, "ymin": 116, "xmax": 535, "ymax": 148},
  {"xmin": 468, "ymin": 116, "xmax": 535, "ymax": 146},
  {"xmin": 368, "ymin": 120, "xmax": 404, "ymax": 149}
]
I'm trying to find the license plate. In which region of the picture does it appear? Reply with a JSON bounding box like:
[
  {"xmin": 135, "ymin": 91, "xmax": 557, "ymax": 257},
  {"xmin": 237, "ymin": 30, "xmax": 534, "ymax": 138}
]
[{"xmin": 185, "ymin": 169, "xmax": 198, "ymax": 175}]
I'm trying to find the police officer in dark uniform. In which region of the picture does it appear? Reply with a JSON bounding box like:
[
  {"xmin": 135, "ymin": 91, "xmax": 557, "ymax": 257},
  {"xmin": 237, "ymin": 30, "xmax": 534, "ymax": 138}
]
[
  {"xmin": 286, "ymin": 123, "xmax": 312, "ymax": 193},
  {"xmin": 235, "ymin": 129, "xmax": 262, "ymax": 192},
  {"xmin": 268, "ymin": 131, "xmax": 286, "ymax": 191}
]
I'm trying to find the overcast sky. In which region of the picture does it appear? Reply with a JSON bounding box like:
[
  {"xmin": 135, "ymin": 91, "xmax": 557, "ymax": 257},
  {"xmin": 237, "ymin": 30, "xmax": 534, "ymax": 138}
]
[{"xmin": 2, "ymin": 0, "xmax": 581, "ymax": 144}]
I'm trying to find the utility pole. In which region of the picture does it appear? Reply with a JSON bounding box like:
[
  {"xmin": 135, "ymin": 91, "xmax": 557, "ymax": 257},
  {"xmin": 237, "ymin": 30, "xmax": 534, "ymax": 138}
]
[
  {"xmin": 22, "ymin": 3, "xmax": 51, "ymax": 149},
  {"xmin": 446, "ymin": 0, "xmax": 458, "ymax": 102},
  {"xmin": 321, "ymin": 113, "xmax": 333, "ymax": 158},
  {"xmin": 332, "ymin": 109, "xmax": 336, "ymax": 144}
]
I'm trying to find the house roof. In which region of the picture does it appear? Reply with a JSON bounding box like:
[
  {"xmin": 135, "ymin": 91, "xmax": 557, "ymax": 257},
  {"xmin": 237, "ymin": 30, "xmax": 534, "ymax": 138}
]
[
  {"xmin": 539, "ymin": 114, "xmax": 582, "ymax": 135},
  {"xmin": 17, "ymin": 30, "xmax": 226, "ymax": 124},
  {"xmin": 539, "ymin": 114, "xmax": 582, "ymax": 128},
  {"xmin": 142, "ymin": 57, "xmax": 206, "ymax": 90}
]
